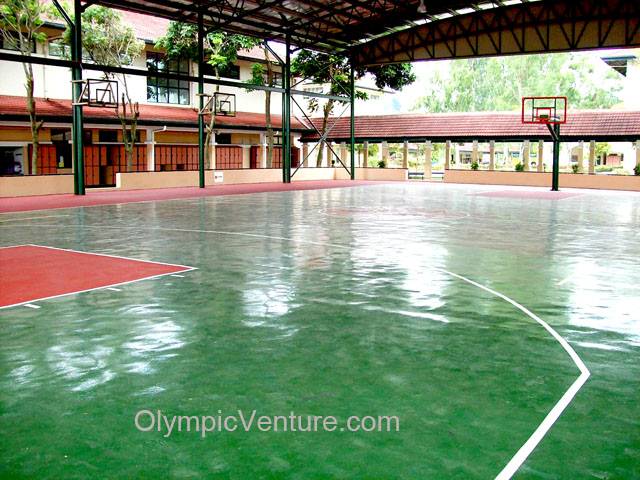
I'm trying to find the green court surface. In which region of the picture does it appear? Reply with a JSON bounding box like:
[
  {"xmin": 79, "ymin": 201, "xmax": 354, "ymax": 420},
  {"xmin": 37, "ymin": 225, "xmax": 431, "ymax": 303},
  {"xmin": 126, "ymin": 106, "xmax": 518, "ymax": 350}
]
[{"xmin": 1, "ymin": 183, "xmax": 639, "ymax": 479}]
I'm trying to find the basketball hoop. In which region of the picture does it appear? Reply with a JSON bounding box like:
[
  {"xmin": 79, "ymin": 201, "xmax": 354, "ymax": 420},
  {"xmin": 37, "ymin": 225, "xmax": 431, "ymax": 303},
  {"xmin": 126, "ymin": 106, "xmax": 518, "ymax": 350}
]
[
  {"xmin": 72, "ymin": 79, "xmax": 119, "ymax": 108},
  {"xmin": 197, "ymin": 92, "xmax": 236, "ymax": 117},
  {"xmin": 522, "ymin": 96, "xmax": 567, "ymax": 125}
]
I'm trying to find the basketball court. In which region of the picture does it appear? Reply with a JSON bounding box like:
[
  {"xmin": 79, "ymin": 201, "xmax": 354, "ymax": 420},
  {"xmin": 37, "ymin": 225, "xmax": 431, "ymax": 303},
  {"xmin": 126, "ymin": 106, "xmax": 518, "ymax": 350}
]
[
  {"xmin": 1, "ymin": 181, "xmax": 638, "ymax": 478},
  {"xmin": 1, "ymin": 0, "xmax": 639, "ymax": 478}
]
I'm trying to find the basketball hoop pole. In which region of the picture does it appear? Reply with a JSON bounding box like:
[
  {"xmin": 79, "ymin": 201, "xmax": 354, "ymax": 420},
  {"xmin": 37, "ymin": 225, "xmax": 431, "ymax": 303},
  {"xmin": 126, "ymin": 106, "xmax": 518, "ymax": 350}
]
[{"xmin": 547, "ymin": 123, "xmax": 561, "ymax": 191}]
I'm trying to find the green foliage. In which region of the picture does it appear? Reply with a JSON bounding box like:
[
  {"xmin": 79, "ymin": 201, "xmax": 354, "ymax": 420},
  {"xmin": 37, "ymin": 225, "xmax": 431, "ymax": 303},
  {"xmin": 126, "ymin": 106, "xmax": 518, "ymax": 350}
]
[
  {"xmin": 0, "ymin": 0, "xmax": 47, "ymax": 51},
  {"xmin": 471, "ymin": 160, "xmax": 479, "ymax": 170},
  {"xmin": 291, "ymin": 50, "xmax": 414, "ymax": 111},
  {"xmin": 515, "ymin": 162, "xmax": 524, "ymax": 172},
  {"xmin": 367, "ymin": 63, "xmax": 416, "ymax": 90},
  {"xmin": 634, "ymin": 164, "xmax": 640, "ymax": 176},
  {"xmin": 571, "ymin": 164, "xmax": 580, "ymax": 173},
  {"xmin": 415, "ymin": 53, "xmax": 622, "ymax": 113},
  {"xmin": 156, "ymin": 22, "xmax": 259, "ymax": 78},
  {"xmin": 377, "ymin": 160, "xmax": 386, "ymax": 168},
  {"xmin": 57, "ymin": 6, "xmax": 143, "ymax": 66},
  {"xmin": 594, "ymin": 142, "xmax": 611, "ymax": 158}
]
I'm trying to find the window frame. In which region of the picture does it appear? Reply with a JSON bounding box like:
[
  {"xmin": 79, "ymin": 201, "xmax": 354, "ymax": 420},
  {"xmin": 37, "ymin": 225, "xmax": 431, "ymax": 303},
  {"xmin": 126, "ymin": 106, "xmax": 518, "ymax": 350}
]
[{"xmin": 146, "ymin": 52, "xmax": 190, "ymax": 105}]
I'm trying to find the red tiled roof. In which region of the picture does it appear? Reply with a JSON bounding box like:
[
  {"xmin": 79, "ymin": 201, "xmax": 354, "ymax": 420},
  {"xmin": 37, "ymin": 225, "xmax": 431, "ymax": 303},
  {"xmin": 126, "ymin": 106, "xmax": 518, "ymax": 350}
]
[
  {"xmin": 301, "ymin": 111, "xmax": 640, "ymax": 141},
  {"xmin": 0, "ymin": 95, "xmax": 307, "ymax": 131}
]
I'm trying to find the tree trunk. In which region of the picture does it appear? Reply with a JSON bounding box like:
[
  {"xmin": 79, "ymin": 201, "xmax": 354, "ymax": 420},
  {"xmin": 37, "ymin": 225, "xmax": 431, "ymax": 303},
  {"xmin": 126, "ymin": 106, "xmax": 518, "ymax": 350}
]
[
  {"xmin": 24, "ymin": 63, "xmax": 40, "ymax": 175},
  {"xmin": 265, "ymin": 90, "xmax": 273, "ymax": 168},
  {"xmin": 316, "ymin": 99, "xmax": 334, "ymax": 167},
  {"xmin": 264, "ymin": 47, "xmax": 274, "ymax": 169}
]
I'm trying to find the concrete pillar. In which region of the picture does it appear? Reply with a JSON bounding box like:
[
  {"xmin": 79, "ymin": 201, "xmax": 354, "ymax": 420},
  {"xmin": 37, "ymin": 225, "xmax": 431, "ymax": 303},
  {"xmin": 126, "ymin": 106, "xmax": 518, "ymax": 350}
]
[
  {"xmin": 302, "ymin": 142, "xmax": 309, "ymax": 168},
  {"xmin": 260, "ymin": 133, "xmax": 267, "ymax": 168},
  {"xmin": 382, "ymin": 141, "xmax": 389, "ymax": 165},
  {"xmin": 471, "ymin": 140, "xmax": 479, "ymax": 165},
  {"xmin": 522, "ymin": 140, "xmax": 530, "ymax": 171},
  {"xmin": 146, "ymin": 128, "xmax": 154, "ymax": 172},
  {"xmin": 325, "ymin": 142, "xmax": 332, "ymax": 167},
  {"xmin": 242, "ymin": 145, "xmax": 251, "ymax": 169},
  {"xmin": 588, "ymin": 140, "xmax": 596, "ymax": 175},
  {"xmin": 210, "ymin": 132, "xmax": 216, "ymax": 170},
  {"xmin": 363, "ymin": 141, "xmax": 369, "ymax": 168},
  {"xmin": 445, "ymin": 140, "xmax": 451, "ymax": 170},
  {"xmin": 635, "ymin": 140, "xmax": 640, "ymax": 170},
  {"xmin": 577, "ymin": 140, "xmax": 584, "ymax": 173},
  {"xmin": 402, "ymin": 140, "xmax": 409, "ymax": 169},
  {"xmin": 340, "ymin": 142, "xmax": 347, "ymax": 164},
  {"xmin": 537, "ymin": 140, "xmax": 544, "ymax": 172},
  {"xmin": 424, "ymin": 141, "xmax": 432, "ymax": 180},
  {"xmin": 489, "ymin": 140, "xmax": 495, "ymax": 171}
]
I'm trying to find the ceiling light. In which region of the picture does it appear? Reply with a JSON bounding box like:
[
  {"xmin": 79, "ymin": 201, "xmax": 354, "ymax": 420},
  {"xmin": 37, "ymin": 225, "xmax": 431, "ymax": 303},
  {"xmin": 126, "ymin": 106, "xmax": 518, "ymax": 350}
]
[{"xmin": 418, "ymin": 0, "xmax": 427, "ymax": 14}]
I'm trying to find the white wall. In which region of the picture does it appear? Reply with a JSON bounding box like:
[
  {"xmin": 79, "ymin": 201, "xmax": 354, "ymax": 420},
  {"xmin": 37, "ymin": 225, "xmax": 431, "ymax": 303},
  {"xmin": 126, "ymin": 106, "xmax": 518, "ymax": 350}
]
[{"xmin": 0, "ymin": 39, "xmax": 282, "ymax": 116}]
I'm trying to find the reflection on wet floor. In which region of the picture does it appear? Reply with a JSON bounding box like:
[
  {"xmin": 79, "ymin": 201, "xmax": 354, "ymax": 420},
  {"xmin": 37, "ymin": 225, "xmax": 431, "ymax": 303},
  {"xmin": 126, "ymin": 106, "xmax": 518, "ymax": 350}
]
[{"xmin": 0, "ymin": 183, "xmax": 638, "ymax": 478}]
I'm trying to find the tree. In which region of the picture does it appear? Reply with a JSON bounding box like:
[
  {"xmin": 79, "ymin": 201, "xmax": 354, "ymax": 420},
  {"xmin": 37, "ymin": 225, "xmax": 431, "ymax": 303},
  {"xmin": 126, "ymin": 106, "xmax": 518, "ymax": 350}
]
[
  {"xmin": 414, "ymin": 53, "xmax": 623, "ymax": 113},
  {"xmin": 292, "ymin": 51, "xmax": 416, "ymax": 166},
  {"xmin": 58, "ymin": 6, "xmax": 144, "ymax": 171},
  {"xmin": 156, "ymin": 23, "xmax": 259, "ymax": 168},
  {"xmin": 247, "ymin": 45, "xmax": 278, "ymax": 168},
  {"xmin": 0, "ymin": 0, "xmax": 46, "ymax": 174}
]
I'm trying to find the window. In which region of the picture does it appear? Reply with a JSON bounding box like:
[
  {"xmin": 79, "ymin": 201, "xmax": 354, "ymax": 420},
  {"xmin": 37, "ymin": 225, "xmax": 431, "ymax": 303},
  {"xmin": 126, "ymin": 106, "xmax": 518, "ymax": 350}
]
[
  {"xmin": 147, "ymin": 52, "xmax": 190, "ymax": 105},
  {"xmin": 48, "ymin": 39, "xmax": 70, "ymax": 57},
  {"xmin": 216, "ymin": 133, "xmax": 232, "ymax": 145},
  {"xmin": 202, "ymin": 62, "xmax": 240, "ymax": 80},
  {"xmin": 1, "ymin": 32, "xmax": 36, "ymax": 53},
  {"xmin": 98, "ymin": 130, "xmax": 118, "ymax": 143},
  {"xmin": 263, "ymin": 71, "xmax": 282, "ymax": 87}
]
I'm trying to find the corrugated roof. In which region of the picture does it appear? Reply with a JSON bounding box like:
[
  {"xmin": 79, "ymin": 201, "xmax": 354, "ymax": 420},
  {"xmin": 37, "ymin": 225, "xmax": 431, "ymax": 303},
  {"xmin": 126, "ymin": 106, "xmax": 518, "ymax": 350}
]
[
  {"xmin": 0, "ymin": 95, "xmax": 307, "ymax": 131},
  {"xmin": 301, "ymin": 111, "xmax": 640, "ymax": 141}
]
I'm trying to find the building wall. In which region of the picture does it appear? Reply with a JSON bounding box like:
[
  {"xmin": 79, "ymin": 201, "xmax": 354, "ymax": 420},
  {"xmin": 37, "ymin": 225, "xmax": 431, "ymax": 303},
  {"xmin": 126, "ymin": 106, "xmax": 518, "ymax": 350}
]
[{"xmin": 0, "ymin": 30, "xmax": 283, "ymax": 115}]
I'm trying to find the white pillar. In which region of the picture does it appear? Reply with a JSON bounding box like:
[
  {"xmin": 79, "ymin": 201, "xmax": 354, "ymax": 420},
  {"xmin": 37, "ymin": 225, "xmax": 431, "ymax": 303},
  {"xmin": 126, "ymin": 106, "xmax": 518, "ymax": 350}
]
[
  {"xmin": 588, "ymin": 140, "xmax": 596, "ymax": 175},
  {"xmin": 489, "ymin": 140, "xmax": 495, "ymax": 171},
  {"xmin": 146, "ymin": 128, "xmax": 155, "ymax": 172},
  {"xmin": 340, "ymin": 142, "xmax": 347, "ymax": 165},
  {"xmin": 522, "ymin": 140, "xmax": 530, "ymax": 171},
  {"xmin": 635, "ymin": 140, "xmax": 640, "ymax": 169},
  {"xmin": 424, "ymin": 141, "xmax": 432, "ymax": 180},
  {"xmin": 302, "ymin": 142, "xmax": 309, "ymax": 168},
  {"xmin": 402, "ymin": 140, "xmax": 409, "ymax": 169},
  {"xmin": 577, "ymin": 140, "xmax": 584, "ymax": 173},
  {"xmin": 325, "ymin": 142, "xmax": 332, "ymax": 167},
  {"xmin": 471, "ymin": 140, "xmax": 479, "ymax": 165},
  {"xmin": 382, "ymin": 141, "xmax": 389, "ymax": 165},
  {"xmin": 210, "ymin": 132, "xmax": 216, "ymax": 170},
  {"xmin": 363, "ymin": 141, "xmax": 369, "ymax": 168},
  {"xmin": 445, "ymin": 140, "xmax": 451, "ymax": 170},
  {"xmin": 260, "ymin": 133, "xmax": 267, "ymax": 168},
  {"xmin": 537, "ymin": 140, "xmax": 544, "ymax": 172}
]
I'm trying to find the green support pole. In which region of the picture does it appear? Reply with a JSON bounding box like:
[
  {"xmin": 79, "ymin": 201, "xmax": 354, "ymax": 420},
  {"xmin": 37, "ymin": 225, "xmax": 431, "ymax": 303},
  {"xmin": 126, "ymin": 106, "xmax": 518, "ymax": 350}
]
[
  {"xmin": 552, "ymin": 124, "xmax": 560, "ymax": 191},
  {"xmin": 283, "ymin": 35, "xmax": 291, "ymax": 183},
  {"xmin": 349, "ymin": 60, "xmax": 355, "ymax": 180},
  {"xmin": 197, "ymin": 11, "xmax": 205, "ymax": 188},
  {"xmin": 72, "ymin": 0, "xmax": 84, "ymax": 195}
]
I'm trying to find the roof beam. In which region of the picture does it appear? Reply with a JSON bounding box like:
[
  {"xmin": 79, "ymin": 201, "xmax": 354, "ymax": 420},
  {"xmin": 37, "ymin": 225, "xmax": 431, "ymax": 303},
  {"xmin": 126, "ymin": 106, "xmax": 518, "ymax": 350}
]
[{"xmin": 354, "ymin": 0, "xmax": 640, "ymax": 65}]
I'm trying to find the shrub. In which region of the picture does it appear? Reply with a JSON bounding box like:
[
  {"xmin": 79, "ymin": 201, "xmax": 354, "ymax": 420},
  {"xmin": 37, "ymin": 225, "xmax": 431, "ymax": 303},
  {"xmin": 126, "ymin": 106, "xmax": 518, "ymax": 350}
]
[
  {"xmin": 571, "ymin": 164, "xmax": 580, "ymax": 174},
  {"xmin": 377, "ymin": 160, "xmax": 386, "ymax": 168},
  {"xmin": 635, "ymin": 164, "xmax": 640, "ymax": 176},
  {"xmin": 515, "ymin": 162, "xmax": 524, "ymax": 172},
  {"xmin": 471, "ymin": 161, "xmax": 479, "ymax": 170}
]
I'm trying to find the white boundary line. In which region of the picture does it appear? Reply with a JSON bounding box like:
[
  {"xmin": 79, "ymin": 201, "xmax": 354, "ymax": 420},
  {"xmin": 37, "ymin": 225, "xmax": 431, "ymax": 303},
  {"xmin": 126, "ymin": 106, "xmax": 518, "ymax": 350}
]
[
  {"xmin": 0, "ymin": 224, "xmax": 591, "ymax": 478},
  {"xmin": 440, "ymin": 270, "xmax": 590, "ymax": 480},
  {"xmin": 0, "ymin": 244, "xmax": 196, "ymax": 310},
  {"xmin": 0, "ymin": 214, "xmax": 71, "ymax": 223}
]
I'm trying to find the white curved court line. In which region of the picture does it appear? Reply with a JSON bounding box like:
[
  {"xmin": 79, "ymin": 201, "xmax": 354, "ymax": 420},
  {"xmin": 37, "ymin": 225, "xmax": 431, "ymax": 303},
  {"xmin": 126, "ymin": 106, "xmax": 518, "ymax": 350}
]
[
  {"xmin": 440, "ymin": 270, "xmax": 590, "ymax": 480},
  {"xmin": 1, "ymin": 223, "xmax": 591, "ymax": 478}
]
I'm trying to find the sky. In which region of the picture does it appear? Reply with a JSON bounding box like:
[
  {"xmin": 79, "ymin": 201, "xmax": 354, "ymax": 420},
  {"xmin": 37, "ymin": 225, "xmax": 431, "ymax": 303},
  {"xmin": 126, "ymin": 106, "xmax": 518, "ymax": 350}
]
[{"xmin": 362, "ymin": 48, "xmax": 639, "ymax": 115}]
